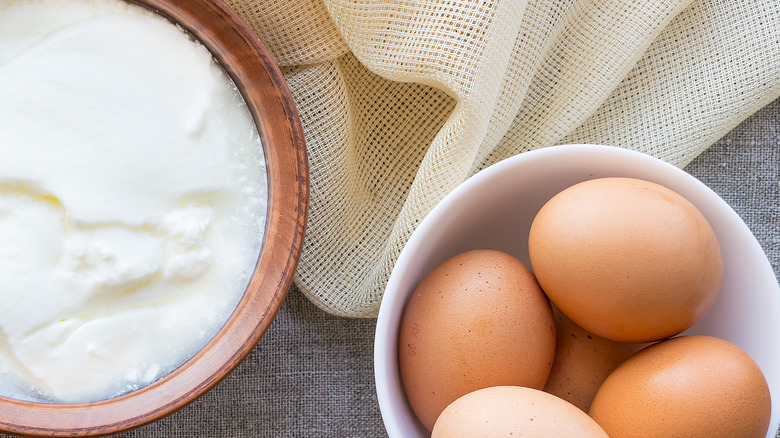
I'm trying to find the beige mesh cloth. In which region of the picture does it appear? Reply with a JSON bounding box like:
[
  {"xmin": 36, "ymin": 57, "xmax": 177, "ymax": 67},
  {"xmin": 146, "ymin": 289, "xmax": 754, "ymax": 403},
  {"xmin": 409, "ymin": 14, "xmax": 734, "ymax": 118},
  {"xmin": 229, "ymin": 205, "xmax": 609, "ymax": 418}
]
[{"xmin": 227, "ymin": 0, "xmax": 780, "ymax": 317}]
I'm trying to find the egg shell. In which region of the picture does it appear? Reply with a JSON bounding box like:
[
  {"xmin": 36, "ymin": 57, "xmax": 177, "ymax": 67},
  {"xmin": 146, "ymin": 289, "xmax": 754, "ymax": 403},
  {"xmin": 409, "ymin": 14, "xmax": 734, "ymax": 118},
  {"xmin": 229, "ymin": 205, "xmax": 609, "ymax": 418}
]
[
  {"xmin": 398, "ymin": 249, "xmax": 556, "ymax": 431},
  {"xmin": 589, "ymin": 335, "xmax": 772, "ymax": 438},
  {"xmin": 543, "ymin": 305, "xmax": 648, "ymax": 411},
  {"xmin": 528, "ymin": 177, "xmax": 722, "ymax": 343},
  {"xmin": 432, "ymin": 386, "xmax": 608, "ymax": 437}
]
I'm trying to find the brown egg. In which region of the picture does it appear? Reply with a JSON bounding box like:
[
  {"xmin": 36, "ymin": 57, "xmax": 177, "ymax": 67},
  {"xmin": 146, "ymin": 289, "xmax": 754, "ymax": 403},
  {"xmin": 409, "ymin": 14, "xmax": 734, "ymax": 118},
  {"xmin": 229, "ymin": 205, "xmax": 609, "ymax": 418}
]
[
  {"xmin": 399, "ymin": 249, "xmax": 556, "ymax": 431},
  {"xmin": 432, "ymin": 386, "xmax": 608, "ymax": 437},
  {"xmin": 543, "ymin": 305, "xmax": 648, "ymax": 411},
  {"xmin": 528, "ymin": 177, "xmax": 722, "ymax": 343},
  {"xmin": 589, "ymin": 335, "xmax": 772, "ymax": 438}
]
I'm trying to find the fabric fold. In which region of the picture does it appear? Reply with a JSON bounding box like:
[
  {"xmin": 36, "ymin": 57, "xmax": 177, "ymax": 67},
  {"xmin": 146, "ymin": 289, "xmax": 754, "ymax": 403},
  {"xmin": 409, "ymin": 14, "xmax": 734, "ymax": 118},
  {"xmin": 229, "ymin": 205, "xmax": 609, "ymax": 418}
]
[{"xmin": 230, "ymin": 0, "xmax": 780, "ymax": 317}]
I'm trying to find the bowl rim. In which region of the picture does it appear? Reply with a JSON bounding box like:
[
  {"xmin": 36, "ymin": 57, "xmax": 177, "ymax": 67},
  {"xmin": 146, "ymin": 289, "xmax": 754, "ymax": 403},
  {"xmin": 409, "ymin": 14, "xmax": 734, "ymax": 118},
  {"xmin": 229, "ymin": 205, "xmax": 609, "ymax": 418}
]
[
  {"xmin": 0, "ymin": 0, "xmax": 308, "ymax": 436},
  {"xmin": 374, "ymin": 144, "xmax": 780, "ymax": 438}
]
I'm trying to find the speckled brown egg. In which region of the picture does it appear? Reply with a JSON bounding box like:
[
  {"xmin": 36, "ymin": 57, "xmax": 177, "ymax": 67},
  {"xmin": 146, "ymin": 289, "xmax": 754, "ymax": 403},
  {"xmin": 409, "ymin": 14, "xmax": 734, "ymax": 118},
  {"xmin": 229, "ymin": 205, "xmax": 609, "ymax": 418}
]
[
  {"xmin": 543, "ymin": 306, "xmax": 648, "ymax": 412},
  {"xmin": 398, "ymin": 249, "xmax": 556, "ymax": 431},
  {"xmin": 589, "ymin": 335, "xmax": 771, "ymax": 438},
  {"xmin": 528, "ymin": 177, "xmax": 722, "ymax": 343},
  {"xmin": 432, "ymin": 386, "xmax": 608, "ymax": 437}
]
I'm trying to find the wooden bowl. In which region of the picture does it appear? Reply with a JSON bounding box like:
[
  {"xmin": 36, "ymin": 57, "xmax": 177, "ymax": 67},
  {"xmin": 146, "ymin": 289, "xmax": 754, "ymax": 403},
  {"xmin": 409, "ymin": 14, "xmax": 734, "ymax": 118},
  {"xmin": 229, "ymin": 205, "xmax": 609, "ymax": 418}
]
[{"xmin": 0, "ymin": 0, "xmax": 308, "ymax": 436}]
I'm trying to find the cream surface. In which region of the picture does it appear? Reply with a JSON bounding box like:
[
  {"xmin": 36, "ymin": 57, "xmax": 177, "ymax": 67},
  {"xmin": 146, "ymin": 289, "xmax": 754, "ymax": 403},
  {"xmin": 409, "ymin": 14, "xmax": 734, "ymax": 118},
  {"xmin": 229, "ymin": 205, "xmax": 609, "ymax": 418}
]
[{"xmin": 0, "ymin": 0, "xmax": 266, "ymax": 402}]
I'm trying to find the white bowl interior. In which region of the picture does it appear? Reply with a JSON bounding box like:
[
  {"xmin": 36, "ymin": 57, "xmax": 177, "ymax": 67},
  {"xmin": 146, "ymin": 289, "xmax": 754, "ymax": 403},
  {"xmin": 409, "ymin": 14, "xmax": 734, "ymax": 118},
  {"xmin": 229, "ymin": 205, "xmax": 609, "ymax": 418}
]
[{"xmin": 374, "ymin": 144, "xmax": 780, "ymax": 438}]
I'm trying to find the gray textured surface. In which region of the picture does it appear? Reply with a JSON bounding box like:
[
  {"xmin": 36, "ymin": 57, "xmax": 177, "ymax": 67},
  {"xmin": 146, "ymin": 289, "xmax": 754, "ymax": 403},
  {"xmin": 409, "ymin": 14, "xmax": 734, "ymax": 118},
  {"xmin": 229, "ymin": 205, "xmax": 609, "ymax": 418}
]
[
  {"xmin": 125, "ymin": 98, "xmax": 780, "ymax": 437},
  {"xmin": 3, "ymin": 99, "xmax": 778, "ymax": 438},
  {"xmin": 685, "ymin": 98, "xmax": 780, "ymax": 285}
]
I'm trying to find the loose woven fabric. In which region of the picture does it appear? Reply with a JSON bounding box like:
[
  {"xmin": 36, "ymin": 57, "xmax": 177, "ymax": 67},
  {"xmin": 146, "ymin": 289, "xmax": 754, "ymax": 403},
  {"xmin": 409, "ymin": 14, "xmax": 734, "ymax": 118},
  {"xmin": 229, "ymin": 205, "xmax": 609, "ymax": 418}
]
[{"xmin": 227, "ymin": 0, "xmax": 780, "ymax": 317}]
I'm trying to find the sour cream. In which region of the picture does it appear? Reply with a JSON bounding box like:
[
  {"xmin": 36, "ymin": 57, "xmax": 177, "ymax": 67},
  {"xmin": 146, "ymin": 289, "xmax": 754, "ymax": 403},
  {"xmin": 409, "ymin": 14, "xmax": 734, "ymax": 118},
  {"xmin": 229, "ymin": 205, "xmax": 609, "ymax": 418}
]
[{"xmin": 0, "ymin": 0, "xmax": 266, "ymax": 403}]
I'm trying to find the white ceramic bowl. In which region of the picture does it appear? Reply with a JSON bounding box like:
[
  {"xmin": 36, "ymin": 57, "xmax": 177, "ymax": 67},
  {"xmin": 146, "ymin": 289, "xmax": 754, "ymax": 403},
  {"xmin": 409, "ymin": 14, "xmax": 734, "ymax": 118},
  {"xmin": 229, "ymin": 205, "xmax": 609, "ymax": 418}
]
[{"xmin": 374, "ymin": 144, "xmax": 780, "ymax": 437}]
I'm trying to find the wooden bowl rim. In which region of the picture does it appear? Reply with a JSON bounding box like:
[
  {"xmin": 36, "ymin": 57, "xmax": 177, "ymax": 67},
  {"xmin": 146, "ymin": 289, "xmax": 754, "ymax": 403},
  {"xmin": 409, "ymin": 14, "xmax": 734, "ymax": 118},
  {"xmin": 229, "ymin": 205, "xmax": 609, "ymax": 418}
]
[{"xmin": 0, "ymin": 0, "xmax": 308, "ymax": 436}]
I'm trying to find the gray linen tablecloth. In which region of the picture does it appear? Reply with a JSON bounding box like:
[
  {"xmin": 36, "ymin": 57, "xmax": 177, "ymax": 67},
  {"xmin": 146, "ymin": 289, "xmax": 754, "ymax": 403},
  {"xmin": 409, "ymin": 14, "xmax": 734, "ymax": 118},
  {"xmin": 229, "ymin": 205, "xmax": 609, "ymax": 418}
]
[{"xmin": 3, "ymin": 98, "xmax": 778, "ymax": 438}]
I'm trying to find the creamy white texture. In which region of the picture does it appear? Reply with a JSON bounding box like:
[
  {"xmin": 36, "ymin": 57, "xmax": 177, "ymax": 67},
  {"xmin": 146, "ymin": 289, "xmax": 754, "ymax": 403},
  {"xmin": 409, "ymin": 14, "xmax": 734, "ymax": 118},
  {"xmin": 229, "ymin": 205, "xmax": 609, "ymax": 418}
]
[{"xmin": 0, "ymin": 0, "xmax": 266, "ymax": 402}]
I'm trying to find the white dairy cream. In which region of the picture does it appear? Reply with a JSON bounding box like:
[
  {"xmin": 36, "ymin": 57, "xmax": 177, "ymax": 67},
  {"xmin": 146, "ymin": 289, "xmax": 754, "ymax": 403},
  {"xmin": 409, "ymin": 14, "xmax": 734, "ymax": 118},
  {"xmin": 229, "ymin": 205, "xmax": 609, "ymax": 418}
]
[{"xmin": 0, "ymin": 0, "xmax": 266, "ymax": 403}]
